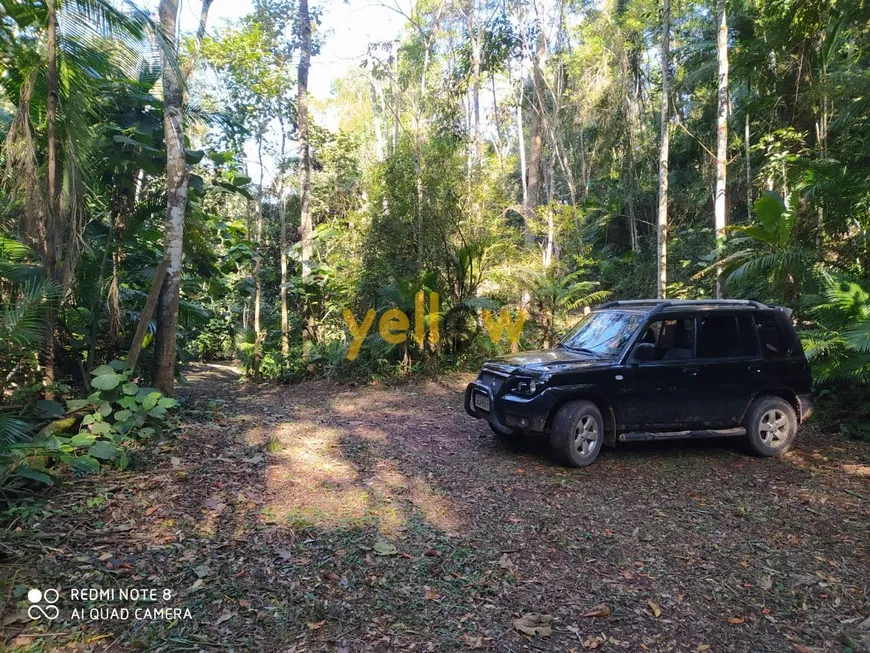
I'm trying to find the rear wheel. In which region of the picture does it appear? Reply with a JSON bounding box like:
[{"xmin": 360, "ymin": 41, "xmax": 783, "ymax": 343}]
[
  {"xmin": 550, "ymin": 400, "xmax": 604, "ymax": 467},
  {"xmin": 744, "ymin": 396, "xmax": 797, "ymax": 456}
]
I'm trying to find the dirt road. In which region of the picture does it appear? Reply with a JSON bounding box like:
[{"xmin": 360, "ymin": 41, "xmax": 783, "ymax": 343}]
[{"xmin": 3, "ymin": 363, "xmax": 869, "ymax": 652}]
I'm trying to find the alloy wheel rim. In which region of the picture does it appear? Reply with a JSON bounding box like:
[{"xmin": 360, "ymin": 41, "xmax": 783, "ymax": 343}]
[
  {"xmin": 759, "ymin": 408, "xmax": 789, "ymax": 447},
  {"xmin": 573, "ymin": 415, "xmax": 599, "ymax": 456}
]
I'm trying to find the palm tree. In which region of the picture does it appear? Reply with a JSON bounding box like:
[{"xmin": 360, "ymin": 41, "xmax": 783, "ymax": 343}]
[
  {"xmin": 1, "ymin": 0, "xmax": 149, "ymax": 395},
  {"xmin": 695, "ymin": 191, "xmax": 816, "ymax": 305},
  {"xmin": 526, "ymin": 268, "xmax": 610, "ymax": 348}
]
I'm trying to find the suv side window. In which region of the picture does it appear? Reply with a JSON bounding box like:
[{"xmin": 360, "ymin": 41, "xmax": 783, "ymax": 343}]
[
  {"xmin": 755, "ymin": 313, "xmax": 787, "ymax": 358},
  {"xmin": 697, "ymin": 315, "xmax": 759, "ymax": 359},
  {"xmin": 636, "ymin": 317, "xmax": 695, "ymax": 361}
]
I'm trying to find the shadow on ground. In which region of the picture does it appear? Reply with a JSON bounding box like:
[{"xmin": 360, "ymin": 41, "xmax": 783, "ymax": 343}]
[{"xmin": 1, "ymin": 362, "xmax": 869, "ymax": 652}]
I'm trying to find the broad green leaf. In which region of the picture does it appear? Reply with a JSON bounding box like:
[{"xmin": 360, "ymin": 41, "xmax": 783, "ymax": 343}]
[
  {"xmin": 15, "ymin": 466, "xmax": 54, "ymax": 485},
  {"xmin": 114, "ymin": 410, "xmax": 132, "ymax": 422},
  {"xmin": 66, "ymin": 399, "xmax": 90, "ymax": 412},
  {"xmin": 71, "ymin": 432, "xmax": 97, "ymax": 447},
  {"xmin": 142, "ymin": 392, "xmax": 161, "ymax": 411},
  {"xmin": 135, "ymin": 387, "xmax": 160, "ymax": 403},
  {"xmin": 66, "ymin": 455, "xmax": 100, "ymax": 475},
  {"xmin": 157, "ymin": 397, "xmax": 178, "ymax": 408},
  {"xmin": 92, "ymin": 373, "xmax": 122, "ymax": 391},
  {"xmin": 37, "ymin": 399, "xmax": 65, "ymax": 418},
  {"xmin": 91, "ymin": 364, "xmax": 116, "ymax": 376},
  {"xmin": 89, "ymin": 441, "xmax": 122, "ymax": 460},
  {"xmin": 90, "ymin": 422, "xmax": 112, "ymax": 436},
  {"xmin": 147, "ymin": 406, "xmax": 167, "ymax": 419},
  {"xmin": 82, "ymin": 414, "xmax": 95, "ymax": 426},
  {"xmin": 98, "ymin": 402, "xmax": 113, "ymax": 417},
  {"xmin": 122, "ymin": 382, "xmax": 139, "ymax": 396},
  {"xmin": 117, "ymin": 396, "xmax": 138, "ymax": 410}
]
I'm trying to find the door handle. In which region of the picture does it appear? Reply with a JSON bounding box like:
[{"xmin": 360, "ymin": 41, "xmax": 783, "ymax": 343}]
[{"xmin": 683, "ymin": 367, "xmax": 699, "ymax": 377}]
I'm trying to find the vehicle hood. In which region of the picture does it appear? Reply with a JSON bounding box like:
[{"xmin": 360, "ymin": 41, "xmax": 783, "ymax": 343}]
[{"xmin": 485, "ymin": 349, "xmax": 613, "ymax": 375}]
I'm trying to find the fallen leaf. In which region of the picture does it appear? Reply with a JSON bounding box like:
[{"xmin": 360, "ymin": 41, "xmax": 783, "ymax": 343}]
[
  {"xmin": 583, "ymin": 638, "xmax": 600, "ymax": 649},
  {"xmin": 647, "ymin": 599, "xmax": 662, "ymax": 618},
  {"xmin": 307, "ymin": 620, "xmax": 325, "ymax": 630},
  {"xmin": 727, "ymin": 616, "xmax": 745, "ymax": 625},
  {"xmin": 513, "ymin": 613, "xmax": 554, "ymax": 637},
  {"xmin": 373, "ymin": 539, "xmax": 398, "ymax": 556},
  {"xmin": 582, "ymin": 604, "xmax": 610, "ymax": 618},
  {"xmin": 462, "ymin": 635, "xmax": 483, "ymax": 649},
  {"xmin": 170, "ymin": 456, "xmax": 181, "ymax": 467},
  {"xmin": 698, "ymin": 645, "xmax": 710, "ymax": 651},
  {"xmin": 498, "ymin": 553, "xmax": 516, "ymax": 572},
  {"xmin": 214, "ymin": 611, "xmax": 236, "ymax": 625},
  {"xmin": 759, "ymin": 574, "xmax": 773, "ymax": 591},
  {"xmin": 145, "ymin": 505, "xmax": 159, "ymax": 516},
  {"xmin": 793, "ymin": 646, "xmax": 815, "ymax": 653},
  {"xmin": 98, "ymin": 552, "xmax": 113, "ymax": 561},
  {"xmin": 424, "ymin": 590, "xmax": 440, "ymax": 600}
]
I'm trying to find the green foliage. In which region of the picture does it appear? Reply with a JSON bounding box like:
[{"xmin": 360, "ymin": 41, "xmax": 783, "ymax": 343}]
[
  {"xmin": 801, "ymin": 273, "xmax": 870, "ymax": 385},
  {"xmin": 0, "ymin": 361, "xmax": 178, "ymax": 499}
]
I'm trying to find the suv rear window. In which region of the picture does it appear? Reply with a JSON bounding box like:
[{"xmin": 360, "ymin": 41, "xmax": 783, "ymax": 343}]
[
  {"xmin": 755, "ymin": 314, "xmax": 787, "ymax": 358},
  {"xmin": 697, "ymin": 315, "xmax": 758, "ymax": 358}
]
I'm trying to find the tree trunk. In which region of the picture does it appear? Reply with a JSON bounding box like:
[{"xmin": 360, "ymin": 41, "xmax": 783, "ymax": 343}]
[
  {"xmin": 656, "ymin": 0, "xmax": 671, "ymax": 300},
  {"xmin": 469, "ymin": 0, "xmax": 482, "ymax": 164},
  {"xmin": 517, "ymin": 82, "xmax": 528, "ymax": 206},
  {"xmin": 43, "ymin": 0, "xmax": 60, "ymax": 397},
  {"xmin": 714, "ymin": 0, "xmax": 729, "ymax": 298},
  {"xmin": 525, "ymin": 16, "xmax": 547, "ymax": 245},
  {"xmin": 153, "ymin": 0, "xmax": 189, "ymax": 395},
  {"xmin": 298, "ymin": 0, "xmax": 315, "ymax": 356},
  {"xmin": 278, "ymin": 118, "xmax": 289, "ymax": 358},
  {"xmin": 745, "ymin": 110, "xmax": 751, "ymax": 222},
  {"xmin": 253, "ymin": 138, "xmax": 264, "ymax": 378}
]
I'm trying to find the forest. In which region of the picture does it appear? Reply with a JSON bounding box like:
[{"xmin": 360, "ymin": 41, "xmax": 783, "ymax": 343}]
[
  {"xmin": 2, "ymin": 0, "xmax": 870, "ymax": 488},
  {"xmin": 1, "ymin": 0, "xmax": 870, "ymax": 649}
]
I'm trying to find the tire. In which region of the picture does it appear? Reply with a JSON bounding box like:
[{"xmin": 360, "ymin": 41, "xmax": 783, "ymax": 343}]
[
  {"xmin": 489, "ymin": 422, "xmax": 515, "ymax": 438},
  {"xmin": 743, "ymin": 395, "xmax": 797, "ymax": 456},
  {"xmin": 550, "ymin": 400, "xmax": 604, "ymax": 467}
]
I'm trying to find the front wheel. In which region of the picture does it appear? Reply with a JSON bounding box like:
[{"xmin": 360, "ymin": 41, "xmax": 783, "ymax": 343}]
[
  {"xmin": 744, "ymin": 396, "xmax": 797, "ymax": 456},
  {"xmin": 550, "ymin": 400, "xmax": 604, "ymax": 467}
]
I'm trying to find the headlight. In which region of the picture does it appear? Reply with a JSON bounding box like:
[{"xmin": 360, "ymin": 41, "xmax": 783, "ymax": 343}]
[{"xmin": 513, "ymin": 377, "xmax": 546, "ymax": 396}]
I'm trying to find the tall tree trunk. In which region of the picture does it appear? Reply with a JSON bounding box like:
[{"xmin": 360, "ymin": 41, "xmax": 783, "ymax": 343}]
[
  {"xmin": 43, "ymin": 0, "xmax": 59, "ymax": 397},
  {"xmin": 153, "ymin": 0, "xmax": 189, "ymax": 395},
  {"xmin": 469, "ymin": 0, "xmax": 482, "ymax": 164},
  {"xmin": 298, "ymin": 0, "xmax": 315, "ymax": 356},
  {"xmin": 745, "ymin": 110, "xmax": 751, "ymax": 222},
  {"xmin": 656, "ymin": 0, "xmax": 671, "ymax": 299},
  {"xmin": 278, "ymin": 118, "xmax": 290, "ymax": 358},
  {"xmin": 369, "ymin": 75, "xmax": 384, "ymax": 161},
  {"xmin": 714, "ymin": 0, "xmax": 729, "ymax": 298},
  {"xmin": 525, "ymin": 15, "xmax": 547, "ymax": 245},
  {"xmin": 517, "ymin": 82, "xmax": 528, "ymax": 207},
  {"xmin": 253, "ymin": 138, "xmax": 264, "ymax": 378}
]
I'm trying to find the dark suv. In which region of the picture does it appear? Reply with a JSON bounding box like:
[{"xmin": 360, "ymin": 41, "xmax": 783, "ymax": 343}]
[{"xmin": 464, "ymin": 300, "xmax": 813, "ymax": 467}]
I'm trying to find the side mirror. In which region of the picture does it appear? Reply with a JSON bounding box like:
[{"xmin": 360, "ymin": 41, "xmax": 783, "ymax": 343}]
[{"xmin": 631, "ymin": 342, "xmax": 656, "ymax": 363}]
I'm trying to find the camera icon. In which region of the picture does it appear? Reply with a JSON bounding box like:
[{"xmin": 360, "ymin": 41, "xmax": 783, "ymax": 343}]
[{"xmin": 27, "ymin": 588, "xmax": 59, "ymax": 621}]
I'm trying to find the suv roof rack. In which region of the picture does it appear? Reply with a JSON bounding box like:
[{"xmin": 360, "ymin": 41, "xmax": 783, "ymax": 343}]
[{"xmin": 600, "ymin": 299, "xmax": 769, "ymax": 311}]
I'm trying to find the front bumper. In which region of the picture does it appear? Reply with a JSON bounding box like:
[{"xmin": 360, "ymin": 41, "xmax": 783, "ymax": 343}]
[
  {"xmin": 797, "ymin": 393, "xmax": 814, "ymax": 423},
  {"xmin": 464, "ymin": 381, "xmax": 550, "ymax": 433}
]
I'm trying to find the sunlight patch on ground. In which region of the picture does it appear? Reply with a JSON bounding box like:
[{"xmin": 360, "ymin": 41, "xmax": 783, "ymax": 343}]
[{"xmin": 841, "ymin": 463, "xmax": 870, "ymax": 477}]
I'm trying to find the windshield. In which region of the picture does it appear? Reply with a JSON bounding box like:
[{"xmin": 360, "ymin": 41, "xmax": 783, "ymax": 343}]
[{"xmin": 559, "ymin": 311, "xmax": 645, "ymax": 356}]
